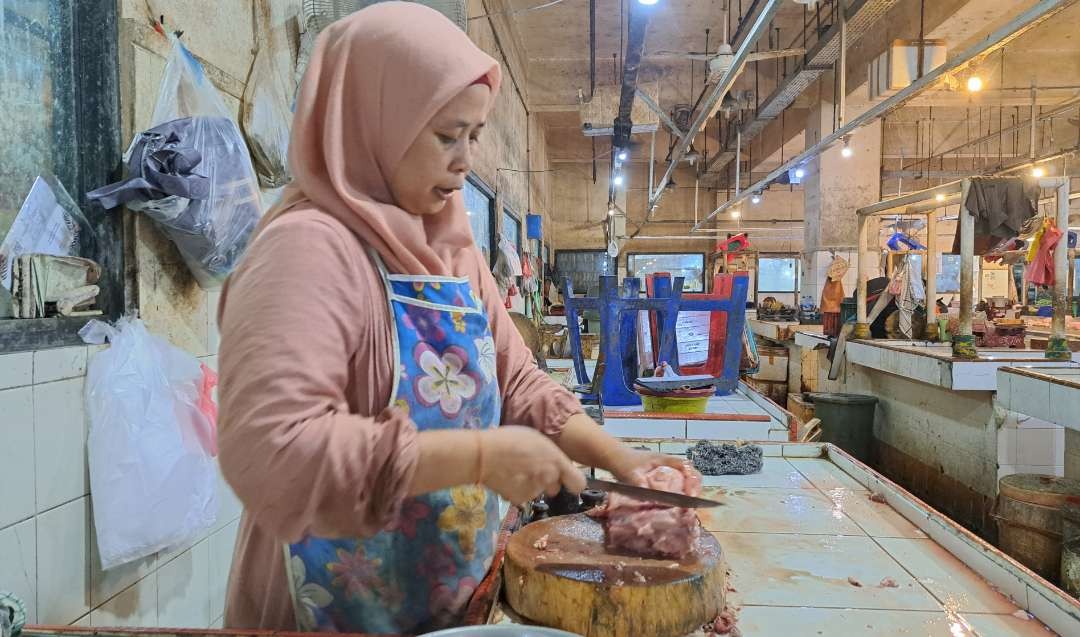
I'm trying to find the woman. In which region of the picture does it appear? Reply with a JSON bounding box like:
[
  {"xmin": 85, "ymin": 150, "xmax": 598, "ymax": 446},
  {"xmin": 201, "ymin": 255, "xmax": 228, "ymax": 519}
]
[{"xmin": 217, "ymin": 3, "xmax": 683, "ymax": 634}]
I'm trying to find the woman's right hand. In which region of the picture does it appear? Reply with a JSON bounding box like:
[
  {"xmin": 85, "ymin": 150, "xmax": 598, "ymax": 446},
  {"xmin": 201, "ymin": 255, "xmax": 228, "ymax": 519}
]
[{"xmin": 477, "ymin": 426, "xmax": 586, "ymax": 505}]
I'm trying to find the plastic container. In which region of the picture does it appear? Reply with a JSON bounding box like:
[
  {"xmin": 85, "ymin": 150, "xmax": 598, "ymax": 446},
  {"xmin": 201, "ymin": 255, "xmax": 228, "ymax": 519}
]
[{"xmin": 808, "ymin": 393, "xmax": 878, "ymax": 463}]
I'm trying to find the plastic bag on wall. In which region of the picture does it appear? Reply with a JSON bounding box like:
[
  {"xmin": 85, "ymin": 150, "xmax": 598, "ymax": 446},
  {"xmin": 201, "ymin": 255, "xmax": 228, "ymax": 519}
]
[
  {"xmin": 242, "ymin": 25, "xmax": 294, "ymax": 188},
  {"xmin": 81, "ymin": 317, "xmax": 219, "ymax": 570},
  {"xmin": 89, "ymin": 40, "xmax": 263, "ymax": 289}
]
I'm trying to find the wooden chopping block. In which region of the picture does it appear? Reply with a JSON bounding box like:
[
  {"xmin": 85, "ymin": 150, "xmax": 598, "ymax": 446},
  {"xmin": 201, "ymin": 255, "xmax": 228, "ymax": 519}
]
[{"xmin": 504, "ymin": 513, "xmax": 725, "ymax": 637}]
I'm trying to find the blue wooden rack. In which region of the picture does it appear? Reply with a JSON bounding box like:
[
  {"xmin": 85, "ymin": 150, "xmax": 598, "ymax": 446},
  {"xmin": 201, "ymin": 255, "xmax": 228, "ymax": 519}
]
[{"xmin": 562, "ymin": 274, "xmax": 749, "ymax": 407}]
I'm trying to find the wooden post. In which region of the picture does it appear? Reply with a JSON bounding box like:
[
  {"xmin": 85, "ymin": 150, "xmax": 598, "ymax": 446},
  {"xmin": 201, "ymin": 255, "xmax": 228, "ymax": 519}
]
[
  {"xmin": 1047, "ymin": 178, "xmax": 1072, "ymax": 360},
  {"xmin": 954, "ymin": 179, "xmax": 978, "ymax": 358},
  {"xmin": 854, "ymin": 213, "xmax": 872, "ymax": 339},
  {"xmin": 925, "ymin": 210, "xmax": 939, "ymax": 341}
]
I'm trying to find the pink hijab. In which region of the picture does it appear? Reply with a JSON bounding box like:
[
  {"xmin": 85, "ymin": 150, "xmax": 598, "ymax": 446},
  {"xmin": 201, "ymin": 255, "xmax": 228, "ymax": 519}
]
[{"xmin": 261, "ymin": 2, "xmax": 502, "ymax": 276}]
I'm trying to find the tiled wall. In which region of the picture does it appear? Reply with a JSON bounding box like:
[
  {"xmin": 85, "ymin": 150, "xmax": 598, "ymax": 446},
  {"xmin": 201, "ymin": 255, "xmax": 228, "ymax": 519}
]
[
  {"xmin": 0, "ymin": 347, "xmax": 242, "ymax": 628},
  {"xmin": 997, "ymin": 412, "xmax": 1067, "ymax": 479}
]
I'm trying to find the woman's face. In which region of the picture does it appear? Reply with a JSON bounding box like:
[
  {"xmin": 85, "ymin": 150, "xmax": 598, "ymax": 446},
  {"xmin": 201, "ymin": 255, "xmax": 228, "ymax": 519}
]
[{"xmin": 390, "ymin": 84, "xmax": 490, "ymax": 216}]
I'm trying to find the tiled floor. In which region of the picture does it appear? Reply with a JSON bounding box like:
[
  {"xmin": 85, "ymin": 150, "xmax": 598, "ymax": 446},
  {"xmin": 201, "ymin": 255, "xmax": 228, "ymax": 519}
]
[{"xmin": 499, "ymin": 456, "xmax": 1062, "ymax": 636}]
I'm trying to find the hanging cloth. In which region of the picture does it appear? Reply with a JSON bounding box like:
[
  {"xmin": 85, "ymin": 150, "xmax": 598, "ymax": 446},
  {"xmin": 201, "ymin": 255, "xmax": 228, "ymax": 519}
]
[
  {"xmin": 1026, "ymin": 222, "xmax": 1062, "ymax": 287},
  {"xmin": 951, "ymin": 176, "xmax": 1038, "ymax": 255},
  {"xmin": 894, "ymin": 256, "xmax": 925, "ymax": 339}
]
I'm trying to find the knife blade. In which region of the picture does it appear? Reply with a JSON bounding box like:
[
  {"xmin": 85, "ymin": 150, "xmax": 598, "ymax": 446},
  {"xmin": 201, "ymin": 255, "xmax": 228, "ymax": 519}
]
[{"xmin": 586, "ymin": 478, "xmax": 724, "ymax": 508}]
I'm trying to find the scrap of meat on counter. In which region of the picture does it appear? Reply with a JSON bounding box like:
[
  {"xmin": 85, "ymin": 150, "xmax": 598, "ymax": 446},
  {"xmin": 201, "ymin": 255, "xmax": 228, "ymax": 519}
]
[{"xmin": 591, "ymin": 464, "xmax": 704, "ymax": 559}]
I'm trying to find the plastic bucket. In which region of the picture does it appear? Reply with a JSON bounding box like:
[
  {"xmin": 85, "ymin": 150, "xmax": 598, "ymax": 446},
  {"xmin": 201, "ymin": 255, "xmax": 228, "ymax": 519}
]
[{"xmin": 808, "ymin": 393, "xmax": 878, "ymax": 463}]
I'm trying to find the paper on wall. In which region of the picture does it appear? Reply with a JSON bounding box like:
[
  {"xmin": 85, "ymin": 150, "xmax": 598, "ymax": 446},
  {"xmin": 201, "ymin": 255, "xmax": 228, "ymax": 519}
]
[{"xmin": 0, "ymin": 177, "xmax": 80, "ymax": 292}]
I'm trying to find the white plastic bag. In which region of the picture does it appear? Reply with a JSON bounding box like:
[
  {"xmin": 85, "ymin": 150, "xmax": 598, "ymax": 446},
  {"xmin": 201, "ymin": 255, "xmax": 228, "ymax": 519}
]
[
  {"xmin": 82, "ymin": 317, "xmax": 219, "ymax": 570},
  {"xmin": 242, "ymin": 23, "xmax": 294, "ymax": 188}
]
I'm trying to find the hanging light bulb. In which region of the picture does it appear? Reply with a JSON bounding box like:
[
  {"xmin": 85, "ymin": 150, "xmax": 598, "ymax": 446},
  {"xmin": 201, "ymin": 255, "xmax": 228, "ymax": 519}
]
[
  {"xmin": 751, "ymin": 193, "xmax": 762, "ymax": 205},
  {"xmin": 966, "ymin": 76, "xmax": 983, "ymax": 92},
  {"xmin": 840, "ymin": 135, "xmax": 853, "ymax": 158},
  {"xmin": 617, "ymin": 150, "xmax": 628, "ymax": 162},
  {"xmin": 637, "ymin": 0, "xmax": 659, "ymax": 5},
  {"xmin": 613, "ymin": 174, "xmax": 625, "ymax": 186},
  {"xmin": 1032, "ymin": 166, "xmax": 1046, "ymax": 178},
  {"xmin": 935, "ymin": 193, "xmax": 946, "ymax": 202},
  {"xmin": 608, "ymin": 207, "xmax": 615, "ymax": 217},
  {"xmin": 794, "ymin": 167, "xmax": 806, "ymax": 180},
  {"xmin": 731, "ymin": 209, "xmax": 741, "ymax": 219}
]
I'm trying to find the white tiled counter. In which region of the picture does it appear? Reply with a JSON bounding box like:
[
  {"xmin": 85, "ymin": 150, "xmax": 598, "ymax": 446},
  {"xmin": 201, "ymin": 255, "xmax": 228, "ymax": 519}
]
[
  {"xmin": 846, "ymin": 340, "xmax": 1080, "ymax": 391},
  {"xmin": 998, "ymin": 365, "xmax": 1080, "ymax": 432},
  {"xmin": 495, "ymin": 444, "xmax": 1080, "ymax": 636}
]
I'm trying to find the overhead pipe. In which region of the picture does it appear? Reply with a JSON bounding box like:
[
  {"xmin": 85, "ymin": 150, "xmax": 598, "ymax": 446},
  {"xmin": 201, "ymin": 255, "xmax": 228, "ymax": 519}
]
[
  {"xmin": 588, "ymin": 0, "xmax": 596, "ymax": 102},
  {"xmin": 693, "ymin": 0, "xmax": 1078, "ymax": 232},
  {"xmin": 647, "ymin": 0, "xmax": 784, "ymax": 219},
  {"xmin": 612, "ymin": 4, "xmax": 652, "ymax": 154}
]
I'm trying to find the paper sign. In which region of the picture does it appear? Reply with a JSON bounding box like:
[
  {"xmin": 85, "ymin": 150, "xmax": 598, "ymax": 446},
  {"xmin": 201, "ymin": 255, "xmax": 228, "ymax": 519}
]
[{"xmin": 677, "ymin": 310, "xmax": 711, "ymax": 365}]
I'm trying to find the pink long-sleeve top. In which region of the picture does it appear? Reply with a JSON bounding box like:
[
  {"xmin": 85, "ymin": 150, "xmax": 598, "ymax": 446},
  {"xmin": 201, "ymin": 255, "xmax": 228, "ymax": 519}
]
[{"xmin": 216, "ymin": 211, "xmax": 583, "ymax": 629}]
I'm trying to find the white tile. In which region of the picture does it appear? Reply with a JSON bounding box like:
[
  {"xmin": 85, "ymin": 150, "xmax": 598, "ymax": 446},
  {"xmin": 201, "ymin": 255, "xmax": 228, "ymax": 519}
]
[
  {"xmin": 768, "ymin": 429, "xmax": 790, "ymax": 441},
  {"xmin": 1053, "ymin": 427, "xmax": 1066, "ymax": 466},
  {"xmin": 36, "ymin": 497, "xmax": 90, "ymax": 624},
  {"xmin": 89, "ymin": 506, "xmax": 157, "ymax": 608},
  {"xmin": 735, "ymin": 606, "xmax": 1057, "ymax": 636},
  {"xmin": 876, "ymin": 538, "xmax": 1018, "ymax": 613},
  {"xmin": 0, "ymin": 519, "xmax": 37, "ymax": 624},
  {"xmin": 687, "ymin": 420, "xmax": 774, "ymax": 441},
  {"xmin": 208, "ymin": 520, "xmax": 239, "ymax": 622},
  {"xmin": 998, "ymin": 426, "xmax": 1018, "ymax": 465},
  {"xmin": 157, "ymin": 540, "xmax": 211, "ymax": 629},
  {"xmin": 1026, "ymin": 584, "xmax": 1080, "ymax": 637},
  {"xmin": 658, "ymin": 442, "xmax": 690, "ymax": 456},
  {"xmin": 788, "ymin": 458, "xmax": 869, "ymax": 492},
  {"xmin": 783, "ymin": 443, "xmax": 825, "ymax": 457},
  {"xmin": 0, "ymin": 352, "xmax": 33, "ymax": 389},
  {"xmin": 761, "ymin": 443, "xmax": 784, "ymax": 457},
  {"xmin": 1049, "ymin": 383, "xmax": 1080, "ymax": 428},
  {"xmin": 1009, "ymin": 375, "xmax": 1052, "ymax": 420},
  {"xmin": 602, "ymin": 418, "xmax": 685, "ymax": 439},
  {"xmin": 33, "ymin": 378, "xmax": 88, "ymax": 512},
  {"xmin": 32, "ymin": 346, "xmax": 87, "ymax": 384},
  {"xmin": 72, "ymin": 614, "xmax": 91, "ymax": 627},
  {"xmin": 90, "ymin": 576, "xmax": 157, "ymax": 628},
  {"xmin": 714, "ymin": 531, "xmax": 941, "ymax": 611},
  {"xmin": 699, "ymin": 457, "xmax": 813, "ymax": 490},
  {"xmin": 210, "ymin": 615, "xmax": 224, "ymax": 628},
  {"xmin": 1017, "ymin": 428, "xmax": 1055, "ymax": 466},
  {"xmin": 0, "ymin": 387, "xmax": 35, "ymax": 528},
  {"xmin": 921, "ymin": 519, "xmax": 1029, "ymax": 608},
  {"xmin": 702, "ymin": 488, "xmax": 866, "ymax": 535},
  {"xmin": 825, "ymin": 489, "xmax": 928, "ymax": 539}
]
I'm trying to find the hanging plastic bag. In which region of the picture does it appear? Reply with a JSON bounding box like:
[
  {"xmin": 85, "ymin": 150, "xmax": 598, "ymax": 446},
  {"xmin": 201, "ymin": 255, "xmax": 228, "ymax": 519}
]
[
  {"xmin": 241, "ymin": 21, "xmax": 294, "ymax": 188},
  {"xmin": 81, "ymin": 317, "xmax": 219, "ymax": 570},
  {"xmin": 89, "ymin": 40, "xmax": 262, "ymax": 289}
]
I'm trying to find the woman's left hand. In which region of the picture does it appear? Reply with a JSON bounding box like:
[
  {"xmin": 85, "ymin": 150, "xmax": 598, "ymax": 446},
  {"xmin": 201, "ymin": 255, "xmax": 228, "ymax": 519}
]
[{"xmin": 607, "ymin": 447, "xmax": 690, "ymax": 486}]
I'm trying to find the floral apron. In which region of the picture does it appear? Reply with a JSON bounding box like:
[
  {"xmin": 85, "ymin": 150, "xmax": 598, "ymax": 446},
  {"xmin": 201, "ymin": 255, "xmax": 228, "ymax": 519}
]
[{"xmin": 285, "ymin": 255, "xmax": 501, "ymax": 634}]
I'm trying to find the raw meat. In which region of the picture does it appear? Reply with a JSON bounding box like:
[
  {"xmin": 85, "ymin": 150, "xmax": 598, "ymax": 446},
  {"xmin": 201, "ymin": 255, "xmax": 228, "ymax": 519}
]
[{"xmin": 595, "ymin": 464, "xmax": 703, "ymax": 559}]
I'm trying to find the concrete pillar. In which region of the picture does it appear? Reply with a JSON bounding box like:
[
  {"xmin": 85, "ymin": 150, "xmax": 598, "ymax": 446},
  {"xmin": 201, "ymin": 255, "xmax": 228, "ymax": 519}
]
[{"xmin": 801, "ymin": 80, "xmax": 881, "ymax": 313}]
